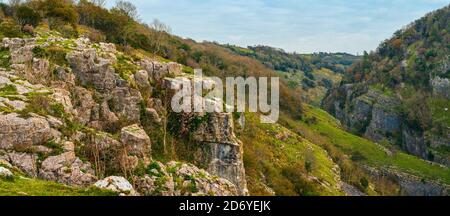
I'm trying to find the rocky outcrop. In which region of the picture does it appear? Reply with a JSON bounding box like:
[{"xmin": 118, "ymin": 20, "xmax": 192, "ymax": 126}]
[
  {"xmin": 134, "ymin": 161, "xmax": 238, "ymax": 196},
  {"xmin": 120, "ymin": 124, "xmax": 151, "ymax": 161},
  {"xmin": 94, "ymin": 176, "xmax": 138, "ymax": 196},
  {"xmin": 67, "ymin": 48, "xmax": 117, "ymax": 92},
  {"xmin": 431, "ymin": 77, "xmax": 450, "ymax": 99},
  {"xmin": 39, "ymin": 151, "xmax": 97, "ymax": 186},
  {"xmin": 0, "ymin": 113, "xmax": 53, "ymax": 151},
  {"xmin": 6, "ymin": 152, "xmax": 37, "ymax": 177},
  {"xmin": 0, "ymin": 34, "xmax": 243, "ymax": 196},
  {"xmin": 0, "ymin": 167, "xmax": 13, "ymax": 178},
  {"xmin": 323, "ymin": 83, "xmax": 448, "ymax": 165},
  {"xmin": 363, "ymin": 165, "xmax": 449, "ymax": 196},
  {"xmin": 192, "ymin": 113, "xmax": 248, "ymax": 195},
  {"xmin": 109, "ymin": 86, "xmax": 142, "ymax": 124},
  {"xmin": 162, "ymin": 76, "xmax": 248, "ymax": 195},
  {"xmin": 139, "ymin": 60, "xmax": 182, "ymax": 83}
]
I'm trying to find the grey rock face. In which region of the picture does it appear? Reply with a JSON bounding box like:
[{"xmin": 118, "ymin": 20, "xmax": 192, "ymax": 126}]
[
  {"xmin": 139, "ymin": 60, "xmax": 183, "ymax": 82},
  {"xmin": 110, "ymin": 87, "xmax": 142, "ymax": 124},
  {"xmin": 402, "ymin": 126, "xmax": 427, "ymax": 159},
  {"xmin": 364, "ymin": 105, "xmax": 401, "ymax": 142},
  {"xmin": 39, "ymin": 152, "xmax": 97, "ymax": 186},
  {"xmin": 94, "ymin": 176, "xmax": 138, "ymax": 196},
  {"xmin": 31, "ymin": 58, "xmax": 50, "ymax": 84},
  {"xmin": 134, "ymin": 70, "xmax": 152, "ymax": 97},
  {"xmin": 363, "ymin": 165, "xmax": 449, "ymax": 196},
  {"xmin": 6, "ymin": 152, "xmax": 38, "ymax": 177},
  {"xmin": 431, "ymin": 77, "xmax": 450, "ymax": 99},
  {"xmin": 67, "ymin": 49, "xmax": 117, "ymax": 92},
  {"xmin": 0, "ymin": 113, "xmax": 53, "ymax": 151},
  {"xmin": 72, "ymin": 87, "xmax": 97, "ymax": 125},
  {"xmin": 120, "ymin": 124, "xmax": 151, "ymax": 160},
  {"xmin": 134, "ymin": 161, "xmax": 238, "ymax": 196},
  {"xmin": 323, "ymin": 84, "xmax": 448, "ymax": 165},
  {"xmin": 0, "ymin": 167, "xmax": 13, "ymax": 178},
  {"xmin": 191, "ymin": 113, "xmax": 248, "ymax": 195}
]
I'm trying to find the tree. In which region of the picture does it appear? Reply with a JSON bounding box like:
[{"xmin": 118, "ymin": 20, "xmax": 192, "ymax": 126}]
[
  {"xmin": 39, "ymin": 0, "xmax": 79, "ymax": 28},
  {"xmin": 8, "ymin": 0, "xmax": 22, "ymax": 7},
  {"xmin": 114, "ymin": 0, "xmax": 138, "ymax": 20},
  {"xmin": 15, "ymin": 5, "xmax": 41, "ymax": 27},
  {"xmin": 147, "ymin": 19, "xmax": 171, "ymax": 54},
  {"xmin": 91, "ymin": 0, "xmax": 107, "ymax": 7}
]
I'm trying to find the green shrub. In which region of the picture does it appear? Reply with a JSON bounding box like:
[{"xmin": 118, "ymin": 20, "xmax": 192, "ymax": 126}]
[
  {"xmin": 15, "ymin": 6, "xmax": 41, "ymax": 27},
  {"xmin": 0, "ymin": 47, "xmax": 11, "ymax": 70},
  {"xmin": 32, "ymin": 46, "xmax": 69, "ymax": 66},
  {"xmin": 0, "ymin": 84, "xmax": 17, "ymax": 96},
  {"xmin": 0, "ymin": 19, "xmax": 24, "ymax": 38},
  {"xmin": 360, "ymin": 177, "xmax": 369, "ymax": 190}
]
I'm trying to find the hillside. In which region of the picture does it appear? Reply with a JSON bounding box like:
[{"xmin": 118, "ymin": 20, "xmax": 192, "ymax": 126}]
[
  {"xmin": 0, "ymin": 0, "xmax": 448, "ymax": 196},
  {"xmin": 323, "ymin": 5, "xmax": 450, "ymax": 166},
  {"xmin": 224, "ymin": 45, "xmax": 360, "ymax": 105}
]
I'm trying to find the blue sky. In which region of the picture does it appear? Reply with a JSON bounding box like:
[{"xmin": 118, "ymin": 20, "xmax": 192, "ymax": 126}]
[{"xmin": 108, "ymin": 0, "xmax": 449, "ymax": 54}]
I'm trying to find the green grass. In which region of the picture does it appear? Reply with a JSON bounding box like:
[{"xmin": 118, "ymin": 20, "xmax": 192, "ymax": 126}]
[
  {"xmin": 370, "ymin": 84, "xmax": 395, "ymax": 97},
  {"xmin": 284, "ymin": 105, "xmax": 450, "ymax": 184},
  {"xmin": 428, "ymin": 98, "xmax": 450, "ymax": 128},
  {"xmin": 0, "ymin": 47, "xmax": 11, "ymax": 70},
  {"xmin": 0, "ymin": 177, "xmax": 116, "ymax": 196},
  {"xmin": 114, "ymin": 54, "xmax": 141, "ymax": 83},
  {"xmin": 238, "ymin": 113, "xmax": 344, "ymax": 196}
]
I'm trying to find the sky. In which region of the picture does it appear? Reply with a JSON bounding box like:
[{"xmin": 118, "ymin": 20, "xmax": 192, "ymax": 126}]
[{"xmin": 107, "ymin": 0, "xmax": 449, "ymax": 55}]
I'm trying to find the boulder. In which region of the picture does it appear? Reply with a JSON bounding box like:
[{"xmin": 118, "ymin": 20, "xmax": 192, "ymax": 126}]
[
  {"xmin": 134, "ymin": 70, "xmax": 152, "ymax": 96},
  {"xmin": 6, "ymin": 152, "xmax": 37, "ymax": 177},
  {"xmin": 144, "ymin": 108, "xmax": 162, "ymax": 124},
  {"xmin": 72, "ymin": 87, "xmax": 97, "ymax": 125},
  {"xmin": 0, "ymin": 113, "xmax": 53, "ymax": 151},
  {"xmin": 52, "ymin": 88, "xmax": 74, "ymax": 114},
  {"xmin": 0, "ymin": 167, "xmax": 13, "ymax": 178},
  {"xmin": 120, "ymin": 124, "xmax": 151, "ymax": 159},
  {"xmin": 100, "ymin": 101, "xmax": 119, "ymax": 127},
  {"xmin": 54, "ymin": 66, "xmax": 76, "ymax": 86},
  {"xmin": 134, "ymin": 161, "xmax": 238, "ymax": 196},
  {"xmin": 94, "ymin": 176, "xmax": 138, "ymax": 196},
  {"xmin": 31, "ymin": 58, "xmax": 50, "ymax": 84},
  {"xmin": 0, "ymin": 97, "xmax": 26, "ymax": 111},
  {"xmin": 140, "ymin": 59, "xmax": 182, "ymax": 82},
  {"xmin": 99, "ymin": 42, "xmax": 116, "ymax": 53},
  {"xmin": 67, "ymin": 49, "xmax": 117, "ymax": 92},
  {"xmin": 110, "ymin": 87, "xmax": 142, "ymax": 123},
  {"xmin": 39, "ymin": 152, "xmax": 97, "ymax": 186},
  {"xmin": 10, "ymin": 44, "xmax": 34, "ymax": 65}
]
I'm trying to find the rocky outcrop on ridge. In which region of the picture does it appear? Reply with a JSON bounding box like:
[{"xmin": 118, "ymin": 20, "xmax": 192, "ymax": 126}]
[{"xmin": 0, "ymin": 32, "xmax": 246, "ymax": 196}]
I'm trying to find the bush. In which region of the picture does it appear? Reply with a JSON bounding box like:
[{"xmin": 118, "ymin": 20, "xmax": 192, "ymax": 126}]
[
  {"xmin": 360, "ymin": 177, "xmax": 369, "ymax": 190},
  {"xmin": 32, "ymin": 46, "xmax": 69, "ymax": 66},
  {"xmin": 0, "ymin": 18, "xmax": 23, "ymax": 38},
  {"xmin": 15, "ymin": 5, "xmax": 41, "ymax": 27}
]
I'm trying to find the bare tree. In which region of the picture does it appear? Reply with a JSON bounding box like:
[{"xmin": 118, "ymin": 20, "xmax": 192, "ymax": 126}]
[
  {"xmin": 91, "ymin": 0, "xmax": 107, "ymax": 7},
  {"xmin": 147, "ymin": 19, "xmax": 171, "ymax": 54},
  {"xmin": 8, "ymin": 0, "xmax": 22, "ymax": 6},
  {"xmin": 150, "ymin": 18, "xmax": 171, "ymax": 33},
  {"xmin": 114, "ymin": 0, "xmax": 138, "ymax": 20}
]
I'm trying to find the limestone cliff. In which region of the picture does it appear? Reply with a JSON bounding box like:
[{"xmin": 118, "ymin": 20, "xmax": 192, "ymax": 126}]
[{"xmin": 0, "ymin": 31, "xmax": 247, "ymax": 195}]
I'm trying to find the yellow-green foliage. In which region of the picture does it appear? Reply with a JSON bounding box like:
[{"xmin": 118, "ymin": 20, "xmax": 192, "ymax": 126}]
[
  {"xmin": 0, "ymin": 47, "xmax": 11, "ymax": 70},
  {"xmin": 114, "ymin": 54, "xmax": 141, "ymax": 82}
]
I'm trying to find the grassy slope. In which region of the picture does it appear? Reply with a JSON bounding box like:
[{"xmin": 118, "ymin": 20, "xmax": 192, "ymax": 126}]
[
  {"xmin": 0, "ymin": 178, "xmax": 116, "ymax": 196},
  {"xmin": 238, "ymin": 113, "xmax": 344, "ymax": 196},
  {"xmin": 281, "ymin": 105, "xmax": 450, "ymax": 184}
]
